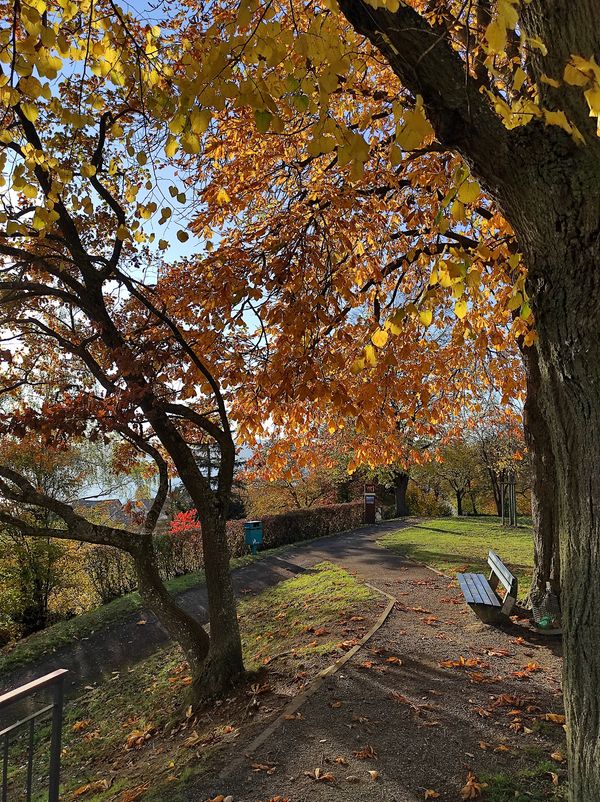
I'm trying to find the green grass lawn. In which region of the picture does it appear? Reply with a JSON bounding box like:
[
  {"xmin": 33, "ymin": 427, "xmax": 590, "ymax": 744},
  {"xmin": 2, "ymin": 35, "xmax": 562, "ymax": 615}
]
[
  {"xmin": 379, "ymin": 516, "xmax": 534, "ymax": 596},
  {"xmin": 4, "ymin": 562, "xmax": 377, "ymax": 802}
]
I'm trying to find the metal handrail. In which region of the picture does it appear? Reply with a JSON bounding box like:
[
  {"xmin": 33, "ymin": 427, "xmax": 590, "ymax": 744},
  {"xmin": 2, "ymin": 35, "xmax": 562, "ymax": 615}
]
[{"xmin": 0, "ymin": 669, "xmax": 67, "ymax": 802}]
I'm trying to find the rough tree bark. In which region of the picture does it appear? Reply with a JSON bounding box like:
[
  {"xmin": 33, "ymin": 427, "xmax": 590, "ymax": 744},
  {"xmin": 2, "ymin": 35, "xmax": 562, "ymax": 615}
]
[
  {"xmin": 335, "ymin": 2, "xmax": 600, "ymax": 796},
  {"xmin": 522, "ymin": 344, "xmax": 561, "ymax": 608},
  {"xmin": 455, "ymin": 490, "xmax": 463, "ymax": 517},
  {"xmin": 392, "ymin": 471, "xmax": 410, "ymax": 516}
]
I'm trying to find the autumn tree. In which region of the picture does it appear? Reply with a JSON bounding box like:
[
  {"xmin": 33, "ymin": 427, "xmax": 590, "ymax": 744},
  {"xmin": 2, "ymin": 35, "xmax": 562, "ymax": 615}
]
[
  {"xmin": 0, "ymin": 0, "xmax": 245, "ymax": 701},
  {"xmin": 305, "ymin": 1, "xmax": 600, "ymax": 794},
  {"xmin": 156, "ymin": 1, "xmax": 591, "ymax": 788}
]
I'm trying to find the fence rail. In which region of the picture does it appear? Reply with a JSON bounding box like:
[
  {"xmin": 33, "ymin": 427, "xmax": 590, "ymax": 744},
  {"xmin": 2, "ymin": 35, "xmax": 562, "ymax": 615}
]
[{"xmin": 0, "ymin": 669, "xmax": 67, "ymax": 802}]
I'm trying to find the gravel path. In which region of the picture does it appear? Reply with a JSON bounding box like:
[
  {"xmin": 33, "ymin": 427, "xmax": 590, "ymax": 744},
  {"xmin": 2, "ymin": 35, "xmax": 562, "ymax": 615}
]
[{"xmin": 190, "ymin": 539, "xmax": 565, "ymax": 802}]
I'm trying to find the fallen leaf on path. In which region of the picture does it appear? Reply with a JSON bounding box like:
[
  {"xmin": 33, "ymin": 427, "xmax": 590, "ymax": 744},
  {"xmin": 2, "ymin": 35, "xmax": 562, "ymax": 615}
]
[
  {"xmin": 328, "ymin": 700, "xmax": 343, "ymax": 709},
  {"xmin": 386, "ymin": 655, "xmax": 402, "ymax": 664},
  {"xmin": 425, "ymin": 791, "xmax": 440, "ymax": 799},
  {"xmin": 72, "ymin": 720, "xmax": 91, "ymax": 732},
  {"xmin": 120, "ymin": 784, "xmax": 149, "ymax": 802},
  {"xmin": 72, "ymin": 780, "xmax": 109, "ymax": 797},
  {"xmin": 460, "ymin": 771, "xmax": 488, "ymax": 799},
  {"xmin": 486, "ymin": 648, "xmax": 512, "ymax": 657},
  {"xmin": 252, "ymin": 763, "xmax": 277, "ymax": 775},
  {"xmin": 125, "ymin": 726, "xmax": 156, "ymax": 749},
  {"xmin": 368, "ymin": 770, "xmax": 380, "ymax": 781},
  {"xmin": 390, "ymin": 692, "xmax": 413, "ymax": 706},
  {"xmin": 305, "ymin": 768, "xmax": 335, "ymax": 782},
  {"xmin": 548, "ymin": 772, "xmax": 560, "ymax": 785},
  {"xmin": 283, "ymin": 712, "xmax": 304, "ymax": 720},
  {"xmin": 334, "ymin": 756, "xmax": 348, "ymax": 766},
  {"xmin": 136, "ymin": 620, "xmax": 147, "ymax": 626},
  {"xmin": 353, "ymin": 745, "xmax": 377, "ymax": 760},
  {"xmin": 551, "ymin": 751, "xmax": 566, "ymax": 762},
  {"xmin": 545, "ymin": 713, "xmax": 566, "ymax": 725},
  {"xmin": 345, "ymin": 775, "xmax": 360, "ymax": 783}
]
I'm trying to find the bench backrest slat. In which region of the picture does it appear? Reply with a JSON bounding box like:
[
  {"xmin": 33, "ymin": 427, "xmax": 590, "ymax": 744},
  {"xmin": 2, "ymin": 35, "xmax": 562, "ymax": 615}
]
[{"xmin": 487, "ymin": 550, "xmax": 516, "ymax": 594}]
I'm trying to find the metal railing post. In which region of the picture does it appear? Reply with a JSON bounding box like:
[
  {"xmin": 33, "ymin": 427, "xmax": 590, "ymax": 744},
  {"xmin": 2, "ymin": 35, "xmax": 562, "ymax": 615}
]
[
  {"xmin": 48, "ymin": 675, "xmax": 65, "ymax": 802},
  {"xmin": 0, "ymin": 669, "xmax": 67, "ymax": 802}
]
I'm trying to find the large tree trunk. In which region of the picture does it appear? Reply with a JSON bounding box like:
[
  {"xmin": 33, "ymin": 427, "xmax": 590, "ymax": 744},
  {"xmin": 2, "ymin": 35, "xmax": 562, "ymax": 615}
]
[
  {"xmin": 133, "ymin": 540, "xmax": 211, "ymax": 686},
  {"xmin": 526, "ymin": 242, "xmax": 600, "ymax": 799},
  {"xmin": 455, "ymin": 491, "xmax": 463, "ymax": 517},
  {"xmin": 334, "ymin": 4, "xmax": 600, "ymax": 796},
  {"xmin": 194, "ymin": 513, "xmax": 244, "ymax": 699},
  {"xmin": 522, "ymin": 344, "xmax": 561, "ymax": 608},
  {"xmin": 393, "ymin": 471, "xmax": 409, "ymax": 516}
]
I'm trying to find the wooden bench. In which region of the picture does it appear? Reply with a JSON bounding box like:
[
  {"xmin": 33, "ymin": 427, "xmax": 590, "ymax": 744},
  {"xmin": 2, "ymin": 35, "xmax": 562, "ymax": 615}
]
[{"xmin": 457, "ymin": 550, "xmax": 518, "ymax": 623}]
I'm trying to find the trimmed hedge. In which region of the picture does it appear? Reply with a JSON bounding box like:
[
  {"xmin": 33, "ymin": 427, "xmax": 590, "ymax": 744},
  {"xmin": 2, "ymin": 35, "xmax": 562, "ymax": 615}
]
[
  {"xmin": 226, "ymin": 500, "xmax": 364, "ymax": 557},
  {"xmin": 85, "ymin": 500, "xmax": 365, "ymax": 599}
]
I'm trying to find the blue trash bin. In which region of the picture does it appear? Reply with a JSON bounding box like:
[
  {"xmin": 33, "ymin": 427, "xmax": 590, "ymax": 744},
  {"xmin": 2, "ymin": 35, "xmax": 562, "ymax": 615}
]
[{"xmin": 244, "ymin": 520, "xmax": 263, "ymax": 555}]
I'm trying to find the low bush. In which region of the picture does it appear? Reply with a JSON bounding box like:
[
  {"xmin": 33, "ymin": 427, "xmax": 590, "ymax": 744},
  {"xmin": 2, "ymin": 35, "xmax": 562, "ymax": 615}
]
[{"xmin": 405, "ymin": 485, "xmax": 452, "ymax": 517}]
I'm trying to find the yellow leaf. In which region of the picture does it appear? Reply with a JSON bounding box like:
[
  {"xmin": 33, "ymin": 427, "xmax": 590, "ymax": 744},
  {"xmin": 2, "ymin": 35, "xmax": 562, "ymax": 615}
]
[
  {"xmin": 544, "ymin": 109, "xmax": 573, "ymax": 135},
  {"xmin": 190, "ymin": 108, "xmax": 212, "ymax": 134},
  {"xmin": 584, "ymin": 85, "xmax": 600, "ymax": 132},
  {"xmin": 350, "ymin": 357, "xmax": 365, "ymax": 375},
  {"xmin": 541, "ymin": 73, "xmax": 561, "ymax": 88},
  {"xmin": 563, "ymin": 62, "xmax": 590, "ymax": 87},
  {"xmin": 485, "ymin": 19, "xmax": 507, "ymax": 54},
  {"xmin": 371, "ymin": 329, "xmax": 388, "ymax": 348},
  {"xmin": 181, "ymin": 132, "xmax": 201, "ymax": 154},
  {"xmin": 216, "ymin": 187, "xmax": 230, "ymax": 205},
  {"xmin": 81, "ymin": 163, "xmax": 96, "ymax": 178},
  {"xmin": 396, "ymin": 95, "xmax": 434, "ymax": 150},
  {"xmin": 165, "ymin": 136, "xmax": 179, "ymax": 158},
  {"xmin": 457, "ymin": 180, "xmax": 480, "ymax": 204},
  {"xmin": 507, "ymin": 292, "xmax": 523, "ymax": 311},
  {"xmin": 254, "ymin": 109, "xmax": 273, "ymax": 133},
  {"xmin": 364, "ymin": 344, "xmax": 377, "ymax": 366},
  {"xmin": 513, "ymin": 67, "xmax": 527, "ymax": 92},
  {"xmin": 454, "ymin": 299, "xmax": 468, "ymax": 319},
  {"xmin": 20, "ymin": 102, "xmax": 38, "ymax": 123},
  {"xmin": 419, "ymin": 309, "xmax": 433, "ymax": 327}
]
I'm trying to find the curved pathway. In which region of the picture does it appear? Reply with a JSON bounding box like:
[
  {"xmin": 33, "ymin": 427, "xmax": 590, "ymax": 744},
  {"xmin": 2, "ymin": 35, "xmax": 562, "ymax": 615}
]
[{"xmin": 0, "ymin": 519, "xmax": 407, "ymax": 697}]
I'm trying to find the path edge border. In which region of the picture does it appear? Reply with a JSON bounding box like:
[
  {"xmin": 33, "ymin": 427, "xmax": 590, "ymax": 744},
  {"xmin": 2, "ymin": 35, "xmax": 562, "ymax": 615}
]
[{"xmin": 217, "ymin": 581, "xmax": 396, "ymax": 782}]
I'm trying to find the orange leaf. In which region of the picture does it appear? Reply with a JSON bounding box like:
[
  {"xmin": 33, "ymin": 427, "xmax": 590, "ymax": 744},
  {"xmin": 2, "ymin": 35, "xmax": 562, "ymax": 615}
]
[{"xmin": 460, "ymin": 771, "xmax": 488, "ymax": 800}]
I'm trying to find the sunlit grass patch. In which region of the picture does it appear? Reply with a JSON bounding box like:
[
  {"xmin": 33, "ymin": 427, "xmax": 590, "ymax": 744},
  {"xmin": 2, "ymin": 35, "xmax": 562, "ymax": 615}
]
[
  {"xmin": 379, "ymin": 516, "xmax": 534, "ymax": 595},
  {"xmin": 5, "ymin": 562, "xmax": 377, "ymax": 802}
]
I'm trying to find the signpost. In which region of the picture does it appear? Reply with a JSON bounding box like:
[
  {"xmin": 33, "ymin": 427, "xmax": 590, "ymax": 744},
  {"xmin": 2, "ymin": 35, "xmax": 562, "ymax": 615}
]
[
  {"xmin": 500, "ymin": 470, "xmax": 517, "ymax": 527},
  {"xmin": 364, "ymin": 483, "xmax": 376, "ymax": 525}
]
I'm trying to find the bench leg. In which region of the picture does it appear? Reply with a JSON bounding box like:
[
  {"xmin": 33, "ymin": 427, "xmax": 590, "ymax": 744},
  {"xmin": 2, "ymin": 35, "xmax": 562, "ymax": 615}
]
[{"xmin": 469, "ymin": 604, "xmax": 505, "ymax": 625}]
